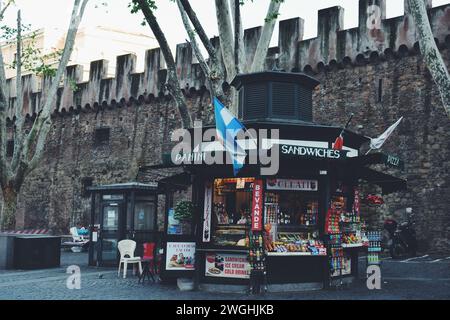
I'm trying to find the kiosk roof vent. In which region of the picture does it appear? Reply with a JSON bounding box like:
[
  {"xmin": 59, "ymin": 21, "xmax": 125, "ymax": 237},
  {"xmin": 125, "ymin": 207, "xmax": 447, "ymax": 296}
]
[{"xmin": 231, "ymin": 71, "xmax": 320, "ymax": 123}]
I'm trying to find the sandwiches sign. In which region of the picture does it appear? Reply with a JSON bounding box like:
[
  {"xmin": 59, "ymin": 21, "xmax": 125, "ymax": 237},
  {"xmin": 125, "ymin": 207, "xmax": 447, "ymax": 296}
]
[{"xmin": 281, "ymin": 144, "xmax": 348, "ymax": 159}]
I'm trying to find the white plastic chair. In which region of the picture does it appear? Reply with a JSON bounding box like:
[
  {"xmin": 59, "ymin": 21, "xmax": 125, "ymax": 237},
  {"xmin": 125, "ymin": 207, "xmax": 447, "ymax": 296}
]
[
  {"xmin": 70, "ymin": 227, "xmax": 87, "ymax": 242},
  {"xmin": 117, "ymin": 240, "xmax": 143, "ymax": 279}
]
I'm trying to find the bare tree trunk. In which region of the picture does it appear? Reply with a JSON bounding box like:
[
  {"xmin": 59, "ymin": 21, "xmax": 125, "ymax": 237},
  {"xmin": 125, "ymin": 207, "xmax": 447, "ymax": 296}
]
[
  {"xmin": 251, "ymin": 0, "xmax": 282, "ymax": 72},
  {"xmin": 231, "ymin": 0, "xmax": 246, "ymax": 75},
  {"xmin": 1, "ymin": 185, "xmax": 18, "ymax": 231},
  {"xmin": 11, "ymin": 10, "xmax": 26, "ymax": 173},
  {"xmin": 407, "ymin": 0, "xmax": 450, "ymax": 118},
  {"xmin": 136, "ymin": 0, "xmax": 192, "ymax": 129},
  {"xmin": 0, "ymin": 1, "xmax": 12, "ymax": 185},
  {"xmin": 215, "ymin": 0, "xmax": 235, "ymax": 81},
  {"xmin": 25, "ymin": 0, "xmax": 89, "ymax": 172},
  {"xmin": 0, "ymin": 0, "xmax": 89, "ymax": 230}
]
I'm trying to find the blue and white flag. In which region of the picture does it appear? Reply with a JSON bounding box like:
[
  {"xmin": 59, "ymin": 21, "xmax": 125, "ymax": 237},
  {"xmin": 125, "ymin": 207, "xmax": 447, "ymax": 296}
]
[{"xmin": 214, "ymin": 97, "xmax": 248, "ymax": 176}]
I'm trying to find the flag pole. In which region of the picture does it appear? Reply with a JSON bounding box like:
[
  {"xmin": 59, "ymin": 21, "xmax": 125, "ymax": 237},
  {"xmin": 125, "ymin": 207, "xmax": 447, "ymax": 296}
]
[{"xmin": 341, "ymin": 113, "xmax": 355, "ymax": 135}]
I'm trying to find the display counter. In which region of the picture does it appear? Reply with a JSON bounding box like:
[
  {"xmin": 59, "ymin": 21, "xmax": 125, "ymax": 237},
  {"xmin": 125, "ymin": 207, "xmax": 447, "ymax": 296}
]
[
  {"xmin": 266, "ymin": 255, "xmax": 327, "ymax": 290},
  {"xmin": 197, "ymin": 247, "xmax": 250, "ymax": 292}
]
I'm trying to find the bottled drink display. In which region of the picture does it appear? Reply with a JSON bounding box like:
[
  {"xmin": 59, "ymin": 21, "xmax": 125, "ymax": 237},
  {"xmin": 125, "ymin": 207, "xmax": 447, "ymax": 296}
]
[
  {"xmin": 249, "ymin": 232, "xmax": 266, "ymax": 271},
  {"xmin": 367, "ymin": 231, "xmax": 382, "ymax": 265},
  {"xmin": 300, "ymin": 203, "xmax": 318, "ymax": 226},
  {"xmin": 263, "ymin": 192, "xmax": 325, "ymax": 255},
  {"xmin": 327, "ymin": 233, "xmax": 344, "ymax": 271}
]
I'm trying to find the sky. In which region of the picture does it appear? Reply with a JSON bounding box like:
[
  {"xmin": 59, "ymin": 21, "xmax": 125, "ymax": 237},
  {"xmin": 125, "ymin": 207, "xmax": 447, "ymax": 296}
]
[{"xmin": 1, "ymin": 0, "xmax": 450, "ymax": 70}]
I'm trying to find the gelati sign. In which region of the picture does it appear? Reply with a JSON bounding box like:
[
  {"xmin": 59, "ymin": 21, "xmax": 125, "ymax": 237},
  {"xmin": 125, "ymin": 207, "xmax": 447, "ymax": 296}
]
[
  {"xmin": 266, "ymin": 179, "xmax": 318, "ymax": 191},
  {"xmin": 251, "ymin": 179, "xmax": 263, "ymax": 231}
]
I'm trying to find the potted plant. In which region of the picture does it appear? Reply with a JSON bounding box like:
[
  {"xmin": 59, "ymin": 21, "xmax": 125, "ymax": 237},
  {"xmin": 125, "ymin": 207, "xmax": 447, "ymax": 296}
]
[{"xmin": 174, "ymin": 201, "xmax": 194, "ymax": 222}]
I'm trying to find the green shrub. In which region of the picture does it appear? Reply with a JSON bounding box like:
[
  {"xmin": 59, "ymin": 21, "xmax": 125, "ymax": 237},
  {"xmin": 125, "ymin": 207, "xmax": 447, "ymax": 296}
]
[{"xmin": 174, "ymin": 201, "xmax": 194, "ymax": 221}]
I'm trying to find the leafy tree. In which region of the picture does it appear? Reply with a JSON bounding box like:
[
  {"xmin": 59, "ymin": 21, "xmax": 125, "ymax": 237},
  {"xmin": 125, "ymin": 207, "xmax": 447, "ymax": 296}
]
[{"xmin": 0, "ymin": 0, "xmax": 90, "ymax": 230}]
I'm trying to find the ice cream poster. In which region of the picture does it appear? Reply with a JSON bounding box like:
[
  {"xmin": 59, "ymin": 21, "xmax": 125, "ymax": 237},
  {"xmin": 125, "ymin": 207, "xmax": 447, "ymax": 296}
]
[{"xmin": 165, "ymin": 242, "xmax": 196, "ymax": 270}]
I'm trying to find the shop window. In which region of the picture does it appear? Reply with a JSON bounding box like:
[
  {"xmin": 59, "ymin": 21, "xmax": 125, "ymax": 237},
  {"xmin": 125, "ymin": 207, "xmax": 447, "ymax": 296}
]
[
  {"xmin": 378, "ymin": 79, "xmax": 383, "ymax": 102},
  {"xmin": 81, "ymin": 177, "xmax": 93, "ymax": 198},
  {"xmin": 6, "ymin": 140, "xmax": 14, "ymax": 157},
  {"xmin": 134, "ymin": 202, "xmax": 156, "ymax": 231},
  {"xmin": 207, "ymin": 178, "xmax": 327, "ymax": 255},
  {"xmin": 211, "ymin": 178, "xmax": 255, "ymax": 247},
  {"xmin": 94, "ymin": 127, "xmax": 110, "ymax": 146},
  {"xmin": 167, "ymin": 197, "xmax": 194, "ymax": 236},
  {"xmin": 263, "ymin": 179, "xmax": 324, "ymax": 255}
]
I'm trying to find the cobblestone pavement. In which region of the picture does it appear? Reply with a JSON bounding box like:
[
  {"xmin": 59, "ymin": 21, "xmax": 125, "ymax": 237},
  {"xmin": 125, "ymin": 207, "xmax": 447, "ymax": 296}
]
[{"xmin": 0, "ymin": 251, "xmax": 449, "ymax": 300}]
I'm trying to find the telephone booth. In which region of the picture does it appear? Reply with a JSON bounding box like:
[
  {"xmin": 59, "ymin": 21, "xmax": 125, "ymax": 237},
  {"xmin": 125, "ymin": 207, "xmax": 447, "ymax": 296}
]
[{"xmin": 88, "ymin": 182, "xmax": 161, "ymax": 267}]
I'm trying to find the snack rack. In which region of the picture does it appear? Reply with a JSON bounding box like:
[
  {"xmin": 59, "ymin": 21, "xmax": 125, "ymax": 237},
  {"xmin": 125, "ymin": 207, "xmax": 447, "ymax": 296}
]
[{"xmin": 264, "ymin": 193, "xmax": 279, "ymax": 225}]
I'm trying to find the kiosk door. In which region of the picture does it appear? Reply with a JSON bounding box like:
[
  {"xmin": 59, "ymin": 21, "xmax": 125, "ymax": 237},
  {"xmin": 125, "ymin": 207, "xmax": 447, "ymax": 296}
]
[{"xmin": 98, "ymin": 202, "xmax": 124, "ymax": 266}]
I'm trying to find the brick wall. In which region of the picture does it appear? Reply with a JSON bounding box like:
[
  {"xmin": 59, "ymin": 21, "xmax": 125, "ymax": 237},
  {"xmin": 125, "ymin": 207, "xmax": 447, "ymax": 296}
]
[{"xmin": 1, "ymin": 2, "xmax": 449, "ymax": 252}]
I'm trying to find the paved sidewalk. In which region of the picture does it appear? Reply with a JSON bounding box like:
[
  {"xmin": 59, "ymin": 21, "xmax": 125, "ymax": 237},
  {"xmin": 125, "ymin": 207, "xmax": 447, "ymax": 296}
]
[{"xmin": 0, "ymin": 251, "xmax": 449, "ymax": 300}]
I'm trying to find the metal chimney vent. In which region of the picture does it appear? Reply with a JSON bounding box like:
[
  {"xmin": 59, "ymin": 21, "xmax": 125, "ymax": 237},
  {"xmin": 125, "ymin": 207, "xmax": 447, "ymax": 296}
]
[{"xmin": 231, "ymin": 71, "xmax": 320, "ymax": 123}]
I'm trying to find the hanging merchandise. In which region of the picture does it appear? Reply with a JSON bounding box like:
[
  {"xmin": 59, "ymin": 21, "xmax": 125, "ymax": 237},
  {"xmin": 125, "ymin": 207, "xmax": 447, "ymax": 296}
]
[
  {"xmin": 300, "ymin": 202, "xmax": 319, "ymax": 226},
  {"xmin": 339, "ymin": 189, "xmax": 364, "ymax": 247},
  {"xmin": 325, "ymin": 206, "xmax": 341, "ymax": 234},
  {"xmin": 366, "ymin": 194, "xmax": 384, "ymax": 205},
  {"xmin": 353, "ymin": 189, "xmax": 361, "ymax": 215}
]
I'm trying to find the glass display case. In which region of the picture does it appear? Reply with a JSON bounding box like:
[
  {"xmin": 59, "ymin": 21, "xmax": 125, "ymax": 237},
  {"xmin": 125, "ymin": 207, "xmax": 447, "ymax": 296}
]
[
  {"xmin": 211, "ymin": 178, "xmax": 254, "ymax": 248},
  {"xmin": 213, "ymin": 225, "xmax": 248, "ymax": 247},
  {"xmin": 263, "ymin": 191, "xmax": 326, "ymax": 256}
]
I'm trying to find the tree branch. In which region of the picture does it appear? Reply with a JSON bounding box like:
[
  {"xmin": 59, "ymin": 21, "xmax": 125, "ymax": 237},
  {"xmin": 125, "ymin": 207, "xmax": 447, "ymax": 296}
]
[
  {"xmin": 176, "ymin": 0, "xmax": 210, "ymax": 77},
  {"xmin": 231, "ymin": 0, "xmax": 245, "ymax": 74},
  {"xmin": 214, "ymin": 0, "xmax": 235, "ymax": 81},
  {"xmin": 179, "ymin": 0, "xmax": 216, "ymax": 61},
  {"xmin": 250, "ymin": 0, "xmax": 282, "ymax": 72},
  {"xmin": 179, "ymin": 0, "xmax": 225, "ymax": 98},
  {"xmin": 23, "ymin": 0, "xmax": 89, "ymax": 173},
  {"xmin": 407, "ymin": 0, "xmax": 450, "ymax": 118},
  {"xmin": 176, "ymin": 0, "xmax": 225, "ymax": 101},
  {"xmin": 135, "ymin": 0, "xmax": 192, "ymax": 129},
  {"xmin": 11, "ymin": 10, "xmax": 25, "ymax": 172},
  {"xmin": 0, "ymin": 1, "xmax": 12, "ymax": 185},
  {"xmin": 0, "ymin": 0, "xmax": 13, "ymax": 20},
  {"xmin": 14, "ymin": 10, "xmax": 22, "ymax": 122}
]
